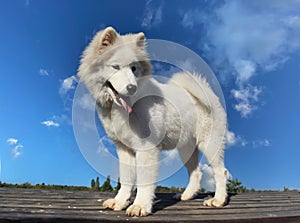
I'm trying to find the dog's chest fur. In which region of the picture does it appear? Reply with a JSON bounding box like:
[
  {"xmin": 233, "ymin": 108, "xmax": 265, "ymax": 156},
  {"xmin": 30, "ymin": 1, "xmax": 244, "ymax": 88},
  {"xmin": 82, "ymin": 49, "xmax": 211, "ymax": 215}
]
[{"xmin": 97, "ymin": 86, "xmax": 200, "ymax": 152}]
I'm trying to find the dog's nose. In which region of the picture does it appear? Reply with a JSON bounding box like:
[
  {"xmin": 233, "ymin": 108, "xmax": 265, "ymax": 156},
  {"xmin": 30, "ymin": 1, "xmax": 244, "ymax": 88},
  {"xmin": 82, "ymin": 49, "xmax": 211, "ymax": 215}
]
[{"xmin": 127, "ymin": 84, "xmax": 137, "ymax": 95}]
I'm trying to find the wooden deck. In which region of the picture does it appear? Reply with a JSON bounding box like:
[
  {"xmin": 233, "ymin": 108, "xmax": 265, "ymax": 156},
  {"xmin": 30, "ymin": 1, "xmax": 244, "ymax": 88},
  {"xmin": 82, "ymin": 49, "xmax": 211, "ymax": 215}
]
[{"xmin": 0, "ymin": 188, "xmax": 300, "ymax": 223}]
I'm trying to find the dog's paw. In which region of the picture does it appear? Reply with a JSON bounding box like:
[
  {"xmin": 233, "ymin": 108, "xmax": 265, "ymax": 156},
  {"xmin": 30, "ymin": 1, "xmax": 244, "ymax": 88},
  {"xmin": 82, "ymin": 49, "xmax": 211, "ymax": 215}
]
[
  {"xmin": 173, "ymin": 191, "xmax": 197, "ymax": 201},
  {"xmin": 203, "ymin": 197, "xmax": 226, "ymax": 208},
  {"xmin": 103, "ymin": 198, "xmax": 127, "ymax": 211},
  {"xmin": 126, "ymin": 204, "xmax": 150, "ymax": 217},
  {"xmin": 182, "ymin": 191, "xmax": 197, "ymax": 201}
]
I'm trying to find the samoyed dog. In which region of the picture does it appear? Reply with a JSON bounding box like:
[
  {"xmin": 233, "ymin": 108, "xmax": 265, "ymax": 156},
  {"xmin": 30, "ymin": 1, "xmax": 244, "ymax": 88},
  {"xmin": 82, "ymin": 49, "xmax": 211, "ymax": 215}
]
[{"xmin": 78, "ymin": 27, "xmax": 228, "ymax": 216}]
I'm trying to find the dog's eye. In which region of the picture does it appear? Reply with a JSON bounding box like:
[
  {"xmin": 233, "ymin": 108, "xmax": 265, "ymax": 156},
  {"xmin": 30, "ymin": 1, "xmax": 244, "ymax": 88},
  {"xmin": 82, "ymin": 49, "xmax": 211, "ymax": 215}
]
[
  {"xmin": 131, "ymin": 66, "xmax": 137, "ymax": 72},
  {"xmin": 111, "ymin": 65, "xmax": 120, "ymax": 70}
]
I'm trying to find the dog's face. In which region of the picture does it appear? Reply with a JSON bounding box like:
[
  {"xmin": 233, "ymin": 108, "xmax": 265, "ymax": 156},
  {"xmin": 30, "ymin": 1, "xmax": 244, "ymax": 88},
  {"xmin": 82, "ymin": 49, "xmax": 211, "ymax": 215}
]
[{"xmin": 78, "ymin": 27, "xmax": 151, "ymax": 111}]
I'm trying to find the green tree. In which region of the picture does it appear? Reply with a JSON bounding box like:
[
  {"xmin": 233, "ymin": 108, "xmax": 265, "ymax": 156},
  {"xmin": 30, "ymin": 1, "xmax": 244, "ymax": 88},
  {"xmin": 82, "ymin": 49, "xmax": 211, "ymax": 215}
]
[
  {"xmin": 227, "ymin": 178, "xmax": 247, "ymax": 193},
  {"xmin": 155, "ymin": 185, "xmax": 170, "ymax": 193},
  {"xmin": 114, "ymin": 177, "xmax": 121, "ymax": 192},
  {"xmin": 155, "ymin": 185, "xmax": 185, "ymax": 193},
  {"xmin": 21, "ymin": 182, "xmax": 32, "ymax": 188},
  {"xmin": 91, "ymin": 179, "xmax": 96, "ymax": 189},
  {"xmin": 100, "ymin": 176, "xmax": 113, "ymax": 192},
  {"xmin": 95, "ymin": 177, "xmax": 100, "ymax": 191}
]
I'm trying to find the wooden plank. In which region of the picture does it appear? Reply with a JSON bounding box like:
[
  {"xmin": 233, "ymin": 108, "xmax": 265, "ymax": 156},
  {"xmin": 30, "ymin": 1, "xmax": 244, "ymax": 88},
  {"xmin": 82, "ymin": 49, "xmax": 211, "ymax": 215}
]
[{"xmin": 0, "ymin": 188, "xmax": 300, "ymax": 223}]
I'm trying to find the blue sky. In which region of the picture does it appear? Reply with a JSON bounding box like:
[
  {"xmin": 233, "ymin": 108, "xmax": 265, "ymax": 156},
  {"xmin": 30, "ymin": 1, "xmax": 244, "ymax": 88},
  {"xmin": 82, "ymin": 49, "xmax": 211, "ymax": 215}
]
[{"xmin": 0, "ymin": 0, "xmax": 300, "ymax": 190}]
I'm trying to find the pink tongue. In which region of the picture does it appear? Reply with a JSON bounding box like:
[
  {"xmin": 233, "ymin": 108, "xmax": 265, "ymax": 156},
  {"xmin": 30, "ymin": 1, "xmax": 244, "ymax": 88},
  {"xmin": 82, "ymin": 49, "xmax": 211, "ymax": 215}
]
[{"xmin": 119, "ymin": 97, "xmax": 132, "ymax": 114}]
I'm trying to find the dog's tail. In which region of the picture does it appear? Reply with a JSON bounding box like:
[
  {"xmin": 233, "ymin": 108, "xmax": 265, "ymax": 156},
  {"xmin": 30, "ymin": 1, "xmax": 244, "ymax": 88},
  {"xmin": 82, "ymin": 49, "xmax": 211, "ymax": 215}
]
[{"xmin": 171, "ymin": 72, "xmax": 227, "ymax": 159}]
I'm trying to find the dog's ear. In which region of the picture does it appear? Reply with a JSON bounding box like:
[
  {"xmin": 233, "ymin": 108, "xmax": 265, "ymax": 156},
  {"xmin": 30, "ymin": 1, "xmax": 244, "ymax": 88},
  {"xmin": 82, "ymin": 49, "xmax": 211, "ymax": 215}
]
[
  {"xmin": 97, "ymin": 27, "xmax": 118, "ymax": 54},
  {"xmin": 136, "ymin": 32, "xmax": 145, "ymax": 47}
]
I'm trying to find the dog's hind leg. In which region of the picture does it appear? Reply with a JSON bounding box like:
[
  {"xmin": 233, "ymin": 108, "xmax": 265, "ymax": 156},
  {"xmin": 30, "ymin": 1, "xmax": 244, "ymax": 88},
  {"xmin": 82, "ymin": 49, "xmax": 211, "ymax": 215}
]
[
  {"xmin": 174, "ymin": 147, "xmax": 202, "ymax": 200},
  {"xmin": 103, "ymin": 144, "xmax": 136, "ymax": 211},
  {"xmin": 202, "ymin": 145, "xmax": 228, "ymax": 207}
]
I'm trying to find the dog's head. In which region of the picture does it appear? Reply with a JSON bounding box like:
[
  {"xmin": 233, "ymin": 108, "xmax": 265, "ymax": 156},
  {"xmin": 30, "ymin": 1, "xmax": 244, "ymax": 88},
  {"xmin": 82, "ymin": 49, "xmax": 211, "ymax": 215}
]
[{"xmin": 78, "ymin": 27, "xmax": 151, "ymax": 112}]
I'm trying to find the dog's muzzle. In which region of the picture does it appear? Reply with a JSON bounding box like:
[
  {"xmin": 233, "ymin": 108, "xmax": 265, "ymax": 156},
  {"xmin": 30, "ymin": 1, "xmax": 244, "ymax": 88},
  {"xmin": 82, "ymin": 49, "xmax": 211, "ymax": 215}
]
[{"xmin": 105, "ymin": 81, "xmax": 133, "ymax": 114}]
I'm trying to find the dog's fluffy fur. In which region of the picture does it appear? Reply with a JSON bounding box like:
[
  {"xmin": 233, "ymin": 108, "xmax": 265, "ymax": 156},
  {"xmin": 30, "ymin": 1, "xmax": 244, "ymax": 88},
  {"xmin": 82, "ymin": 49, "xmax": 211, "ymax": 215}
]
[{"xmin": 78, "ymin": 27, "xmax": 228, "ymax": 216}]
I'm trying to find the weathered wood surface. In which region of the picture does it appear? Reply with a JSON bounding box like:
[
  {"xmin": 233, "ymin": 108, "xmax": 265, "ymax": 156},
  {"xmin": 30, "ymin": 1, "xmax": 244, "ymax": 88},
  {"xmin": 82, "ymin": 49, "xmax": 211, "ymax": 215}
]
[{"xmin": 0, "ymin": 188, "xmax": 300, "ymax": 223}]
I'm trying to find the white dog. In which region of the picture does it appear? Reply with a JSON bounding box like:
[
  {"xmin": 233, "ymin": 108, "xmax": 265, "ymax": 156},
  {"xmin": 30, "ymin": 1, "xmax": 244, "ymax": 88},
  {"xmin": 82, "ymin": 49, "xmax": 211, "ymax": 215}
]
[{"xmin": 78, "ymin": 27, "xmax": 228, "ymax": 216}]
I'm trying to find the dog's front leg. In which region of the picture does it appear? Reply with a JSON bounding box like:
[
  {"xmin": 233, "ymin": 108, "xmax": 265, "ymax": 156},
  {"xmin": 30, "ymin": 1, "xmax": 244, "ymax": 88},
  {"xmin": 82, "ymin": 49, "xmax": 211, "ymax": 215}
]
[
  {"xmin": 103, "ymin": 145, "xmax": 136, "ymax": 211},
  {"xmin": 126, "ymin": 148, "xmax": 159, "ymax": 217}
]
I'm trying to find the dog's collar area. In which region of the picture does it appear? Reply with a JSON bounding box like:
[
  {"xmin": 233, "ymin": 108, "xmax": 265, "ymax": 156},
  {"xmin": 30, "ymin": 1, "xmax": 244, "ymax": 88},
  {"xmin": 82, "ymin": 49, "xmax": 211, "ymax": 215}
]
[{"xmin": 105, "ymin": 81, "xmax": 133, "ymax": 114}]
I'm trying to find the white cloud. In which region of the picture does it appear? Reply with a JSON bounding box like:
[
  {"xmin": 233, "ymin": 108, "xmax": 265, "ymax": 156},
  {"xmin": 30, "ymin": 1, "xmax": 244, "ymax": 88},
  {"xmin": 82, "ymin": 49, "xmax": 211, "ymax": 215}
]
[
  {"xmin": 200, "ymin": 163, "xmax": 216, "ymax": 191},
  {"xmin": 7, "ymin": 138, "xmax": 23, "ymax": 158},
  {"xmin": 24, "ymin": 0, "xmax": 30, "ymax": 7},
  {"xmin": 227, "ymin": 131, "xmax": 271, "ymax": 148},
  {"xmin": 233, "ymin": 60, "xmax": 256, "ymax": 86},
  {"xmin": 181, "ymin": 1, "xmax": 300, "ymax": 117},
  {"xmin": 59, "ymin": 75, "xmax": 78, "ymax": 95},
  {"xmin": 76, "ymin": 93, "xmax": 94, "ymax": 111},
  {"xmin": 97, "ymin": 145, "xmax": 109, "ymax": 155},
  {"xmin": 12, "ymin": 144, "xmax": 23, "ymax": 158},
  {"xmin": 7, "ymin": 138, "xmax": 18, "ymax": 145},
  {"xmin": 161, "ymin": 149, "xmax": 179, "ymax": 165},
  {"xmin": 200, "ymin": 163, "xmax": 232, "ymax": 192},
  {"xmin": 226, "ymin": 130, "xmax": 237, "ymax": 147},
  {"xmin": 226, "ymin": 130, "xmax": 247, "ymax": 147},
  {"xmin": 202, "ymin": 1, "xmax": 300, "ymax": 82},
  {"xmin": 284, "ymin": 15, "xmax": 300, "ymax": 27},
  {"xmin": 52, "ymin": 114, "xmax": 72, "ymax": 126},
  {"xmin": 253, "ymin": 139, "xmax": 271, "ymax": 148},
  {"xmin": 141, "ymin": 0, "xmax": 163, "ymax": 28},
  {"xmin": 59, "ymin": 76, "xmax": 78, "ymax": 116},
  {"xmin": 97, "ymin": 136, "xmax": 113, "ymax": 155},
  {"xmin": 178, "ymin": 59, "xmax": 197, "ymax": 73},
  {"xmin": 152, "ymin": 62, "xmax": 181, "ymax": 78},
  {"xmin": 39, "ymin": 69, "xmax": 49, "ymax": 76},
  {"xmin": 41, "ymin": 120, "xmax": 60, "ymax": 127},
  {"xmin": 231, "ymin": 85, "xmax": 262, "ymax": 117},
  {"xmin": 181, "ymin": 9, "xmax": 204, "ymax": 29}
]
